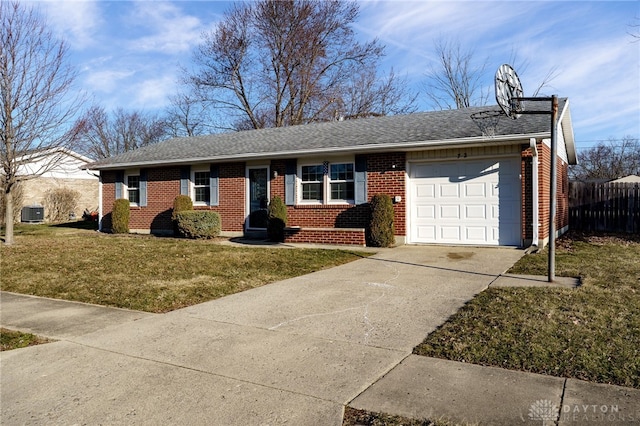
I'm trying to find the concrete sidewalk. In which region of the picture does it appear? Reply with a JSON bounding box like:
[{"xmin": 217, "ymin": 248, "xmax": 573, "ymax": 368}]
[{"xmin": 2, "ymin": 245, "xmax": 638, "ymax": 425}]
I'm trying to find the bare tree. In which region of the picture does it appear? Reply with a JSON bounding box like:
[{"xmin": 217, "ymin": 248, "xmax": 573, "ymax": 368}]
[
  {"xmin": 1, "ymin": 1, "xmax": 84, "ymax": 245},
  {"xmin": 629, "ymin": 16, "xmax": 640, "ymax": 41},
  {"xmin": 75, "ymin": 106, "xmax": 167, "ymax": 159},
  {"xmin": 426, "ymin": 42, "xmax": 559, "ymax": 110},
  {"xmin": 340, "ymin": 68, "xmax": 418, "ymax": 119},
  {"xmin": 425, "ymin": 38, "xmax": 490, "ymax": 110},
  {"xmin": 187, "ymin": 0, "xmax": 415, "ymax": 131},
  {"xmin": 164, "ymin": 92, "xmax": 218, "ymax": 137},
  {"xmin": 570, "ymin": 136, "xmax": 640, "ymax": 181}
]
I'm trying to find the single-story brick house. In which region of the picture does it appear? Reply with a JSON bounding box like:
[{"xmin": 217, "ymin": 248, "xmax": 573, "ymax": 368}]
[{"xmin": 87, "ymin": 100, "xmax": 576, "ymax": 247}]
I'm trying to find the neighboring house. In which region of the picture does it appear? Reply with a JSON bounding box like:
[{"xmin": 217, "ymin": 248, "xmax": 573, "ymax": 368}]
[
  {"xmin": 609, "ymin": 175, "xmax": 640, "ymax": 184},
  {"xmin": 17, "ymin": 148, "xmax": 99, "ymax": 221},
  {"xmin": 87, "ymin": 100, "xmax": 577, "ymax": 247}
]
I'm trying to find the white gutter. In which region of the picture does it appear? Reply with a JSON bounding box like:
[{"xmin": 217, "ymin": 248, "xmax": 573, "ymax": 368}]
[
  {"xmin": 529, "ymin": 138, "xmax": 540, "ymax": 252},
  {"xmin": 98, "ymin": 175, "xmax": 103, "ymax": 232}
]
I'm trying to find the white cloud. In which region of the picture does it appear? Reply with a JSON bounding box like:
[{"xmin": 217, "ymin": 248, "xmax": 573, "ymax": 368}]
[
  {"xmin": 37, "ymin": 0, "xmax": 103, "ymax": 49},
  {"xmin": 125, "ymin": 1, "xmax": 205, "ymax": 54},
  {"xmin": 84, "ymin": 69, "xmax": 136, "ymax": 95},
  {"xmin": 131, "ymin": 74, "xmax": 177, "ymax": 109}
]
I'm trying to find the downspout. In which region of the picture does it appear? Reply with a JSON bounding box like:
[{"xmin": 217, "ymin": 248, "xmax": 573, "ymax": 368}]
[
  {"xmin": 527, "ymin": 138, "xmax": 540, "ymax": 253},
  {"xmin": 98, "ymin": 174, "xmax": 103, "ymax": 232}
]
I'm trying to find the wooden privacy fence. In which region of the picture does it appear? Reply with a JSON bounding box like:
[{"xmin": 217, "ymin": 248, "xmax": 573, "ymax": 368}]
[{"xmin": 569, "ymin": 182, "xmax": 640, "ymax": 233}]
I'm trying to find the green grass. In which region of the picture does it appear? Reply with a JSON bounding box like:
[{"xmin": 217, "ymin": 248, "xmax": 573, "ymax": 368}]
[
  {"xmin": 342, "ymin": 407, "xmax": 464, "ymax": 426},
  {"xmin": 1, "ymin": 328, "xmax": 52, "ymax": 351},
  {"xmin": 414, "ymin": 232, "xmax": 640, "ymax": 388},
  {"xmin": 1, "ymin": 223, "xmax": 367, "ymax": 313}
]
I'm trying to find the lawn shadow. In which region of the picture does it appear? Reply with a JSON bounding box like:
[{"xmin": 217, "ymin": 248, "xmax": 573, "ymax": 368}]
[
  {"xmin": 365, "ymin": 255, "xmax": 505, "ymax": 279},
  {"xmin": 52, "ymin": 221, "xmax": 99, "ymax": 231}
]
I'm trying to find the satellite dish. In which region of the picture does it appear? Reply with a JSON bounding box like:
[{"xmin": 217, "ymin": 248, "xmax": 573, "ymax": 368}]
[{"xmin": 495, "ymin": 64, "xmax": 524, "ymax": 119}]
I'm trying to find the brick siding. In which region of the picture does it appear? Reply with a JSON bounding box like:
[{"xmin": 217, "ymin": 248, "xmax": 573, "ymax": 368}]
[
  {"xmin": 99, "ymin": 146, "xmax": 569, "ymax": 246},
  {"xmin": 283, "ymin": 227, "xmax": 366, "ymax": 245},
  {"xmin": 521, "ymin": 141, "xmax": 569, "ymax": 243}
]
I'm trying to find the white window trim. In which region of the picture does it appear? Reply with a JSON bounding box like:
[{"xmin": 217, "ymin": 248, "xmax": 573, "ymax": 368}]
[
  {"xmin": 191, "ymin": 167, "xmax": 211, "ymax": 206},
  {"xmin": 124, "ymin": 169, "xmax": 140, "ymax": 207},
  {"xmin": 328, "ymin": 163, "xmax": 355, "ymax": 204},
  {"xmin": 298, "ymin": 163, "xmax": 324, "ymax": 205},
  {"xmin": 297, "ymin": 158, "xmax": 355, "ymax": 205}
]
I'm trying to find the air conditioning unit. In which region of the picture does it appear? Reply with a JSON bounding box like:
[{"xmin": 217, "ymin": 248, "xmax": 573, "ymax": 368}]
[{"xmin": 21, "ymin": 206, "xmax": 45, "ymax": 223}]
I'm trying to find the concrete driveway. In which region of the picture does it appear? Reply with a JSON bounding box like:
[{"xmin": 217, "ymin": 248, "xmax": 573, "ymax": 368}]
[{"xmin": 1, "ymin": 245, "xmax": 523, "ymax": 425}]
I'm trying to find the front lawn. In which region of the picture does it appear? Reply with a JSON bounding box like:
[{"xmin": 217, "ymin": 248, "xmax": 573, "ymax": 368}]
[
  {"xmin": 0, "ymin": 223, "xmax": 367, "ymax": 313},
  {"xmin": 414, "ymin": 232, "xmax": 640, "ymax": 388},
  {"xmin": 342, "ymin": 407, "xmax": 458, "ymax": 426},
  {"xmin": 1, "ymin": 328, "xmax": 52, "ymax": 351}
]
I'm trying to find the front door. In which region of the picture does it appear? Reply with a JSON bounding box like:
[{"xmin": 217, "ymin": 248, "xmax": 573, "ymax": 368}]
[{"xmin": 247, "ymin": 166, "xmax": 269, "ymax": 229}]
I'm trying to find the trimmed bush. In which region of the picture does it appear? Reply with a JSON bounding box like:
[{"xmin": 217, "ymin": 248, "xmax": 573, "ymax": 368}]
[
  {"xmin": 172, "ymin": 195, "xmax": 194, "ymax": 236},
  {"xmin": 175, "ymin": 211, "xmax": 221, "ymax": 239},
  {"xmin": 367, "ymin": 194, "xmax": 395, "ymax": 247},
  {"xmin": 267, "ymin": 196, "xmax": 287, "ymax": 242},
  {"xmin": 43, "ymin": 187, "xmax": 80, "ymax": 222},
  {"xmin": 171, "ymin": 195, "xmax": 193, "ymax": 221},
  {"xmin": 111, "ymin": 199, "xmax": 130, "ymax": 234}
]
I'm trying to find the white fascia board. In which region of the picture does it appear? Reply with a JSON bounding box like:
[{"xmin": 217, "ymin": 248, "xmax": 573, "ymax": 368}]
[{"xmin": 557, "ymin": 100, "xmax": 577, "ymax": 165}]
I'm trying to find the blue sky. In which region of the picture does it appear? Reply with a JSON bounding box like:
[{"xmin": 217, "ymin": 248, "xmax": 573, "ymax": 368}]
[{"xmin": 32, "ymin": 0, "xmax": 640, "ymax": 152}]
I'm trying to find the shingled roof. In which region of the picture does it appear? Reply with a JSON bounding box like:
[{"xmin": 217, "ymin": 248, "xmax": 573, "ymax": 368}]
[{"xmin": 88, "ymin": 100, "xmax": 575, "ymax": 170}]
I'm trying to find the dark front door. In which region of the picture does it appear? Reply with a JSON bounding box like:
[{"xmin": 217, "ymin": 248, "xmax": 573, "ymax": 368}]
[{"xmin": 247, "ymin": 167, "xmax": 269, "ymax": 229}]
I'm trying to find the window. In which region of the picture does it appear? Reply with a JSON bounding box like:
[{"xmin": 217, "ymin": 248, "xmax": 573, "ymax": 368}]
[
  {"xmin": 193, "ymin": 170, "xmax": 211, "ymax": 204},
  {"xmin": 127, "ymin": 175, "xmax": 140, "ymax": 205},
  {"xmin": 301, "ymin": 165, "xmax": 324, "ymax": 202},
  {"xmin": 329, "ymin": 163, "xmax": 354, "ymax": 201},
  {"xmin": 299, "ymin": 161, "xmax": 354, "ymax": 204}
]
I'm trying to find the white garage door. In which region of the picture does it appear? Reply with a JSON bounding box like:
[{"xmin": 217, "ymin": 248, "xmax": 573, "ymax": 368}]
[{"xmin": 409, "ymin": 158, "xmax": 521, "ymax": 246}]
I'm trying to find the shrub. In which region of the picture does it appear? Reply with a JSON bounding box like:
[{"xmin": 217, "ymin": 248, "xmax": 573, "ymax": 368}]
[
  {"xmin": 171, "ymin": 195, "xmax": 193, "ymax": 221},
  {"xmin": 367, "ymin": 194, "xmax": 395, "ymax": 247},
  {"xmin": 267, "ymin": 196, "xmax": 287, "ymax": 242},
  {"xmin": 175, "ymin": 211, "xmax": 221, "ymax": 239},
  {"xmin": 172, "ymin": 195, "xmax": 194, "ymax": 236},
  {"xmin": 111, "ymin": 199, "xmax": 130, "ymax": 234},
  {"xmin": 43, "ymin": 187, "xmax": 80, "ymax": 222}
]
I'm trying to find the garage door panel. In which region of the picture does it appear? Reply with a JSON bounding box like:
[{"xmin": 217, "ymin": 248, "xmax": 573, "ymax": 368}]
[
  {"xmin": 491, "ymin": 204, "xmax": 500, "ymax": 220},
  {"xmin": 497, "ymin": 182, "xmax": 519, "ymax": 200},
  {"xmin": 464, "ymin": 182, "xmax": 486, "ymax": 197},
  {"xmin": 440, "ymin": 226, "xmax": 460, "ymax": 241},
  {"xmin": 416, "ymin": 183, "xmax": 435, "ymax": 198},
  {"xmin": 466, "ymin": 227, "xmax": 487, "ymax": 241},
  {"xmin": 417, "ymin": 226, "xmax": 436, "ymax": 240},
  {"xmin": 440, "ymin": 205, "xmax": 460, "ymax": 219},
  {"xmin": 466, "ymin": 205, "xmax": 487, "ymax": 219},
  {"xmin": 413, "ymin": 164, "xmax": 436, "ymax": 179},
  {"xmin": 416, "ymin": 205, "xmax": 436, "ymax": 219},
  {"xmin": 410, "ymin": 158, "xmax": 521, "ymax": 246},
  {"xmin": 440, "ymin": 184, "xmax": 459, "ymax": 197},
  {"xmin": 492, "ymin": 227, "xmax": 500, "ymax": 242}
]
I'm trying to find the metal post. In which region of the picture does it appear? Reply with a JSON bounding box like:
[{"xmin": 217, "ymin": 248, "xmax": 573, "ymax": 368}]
[{"xmin": 548, "ymin": 95, "xmax": 558, "ymax": 282}]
